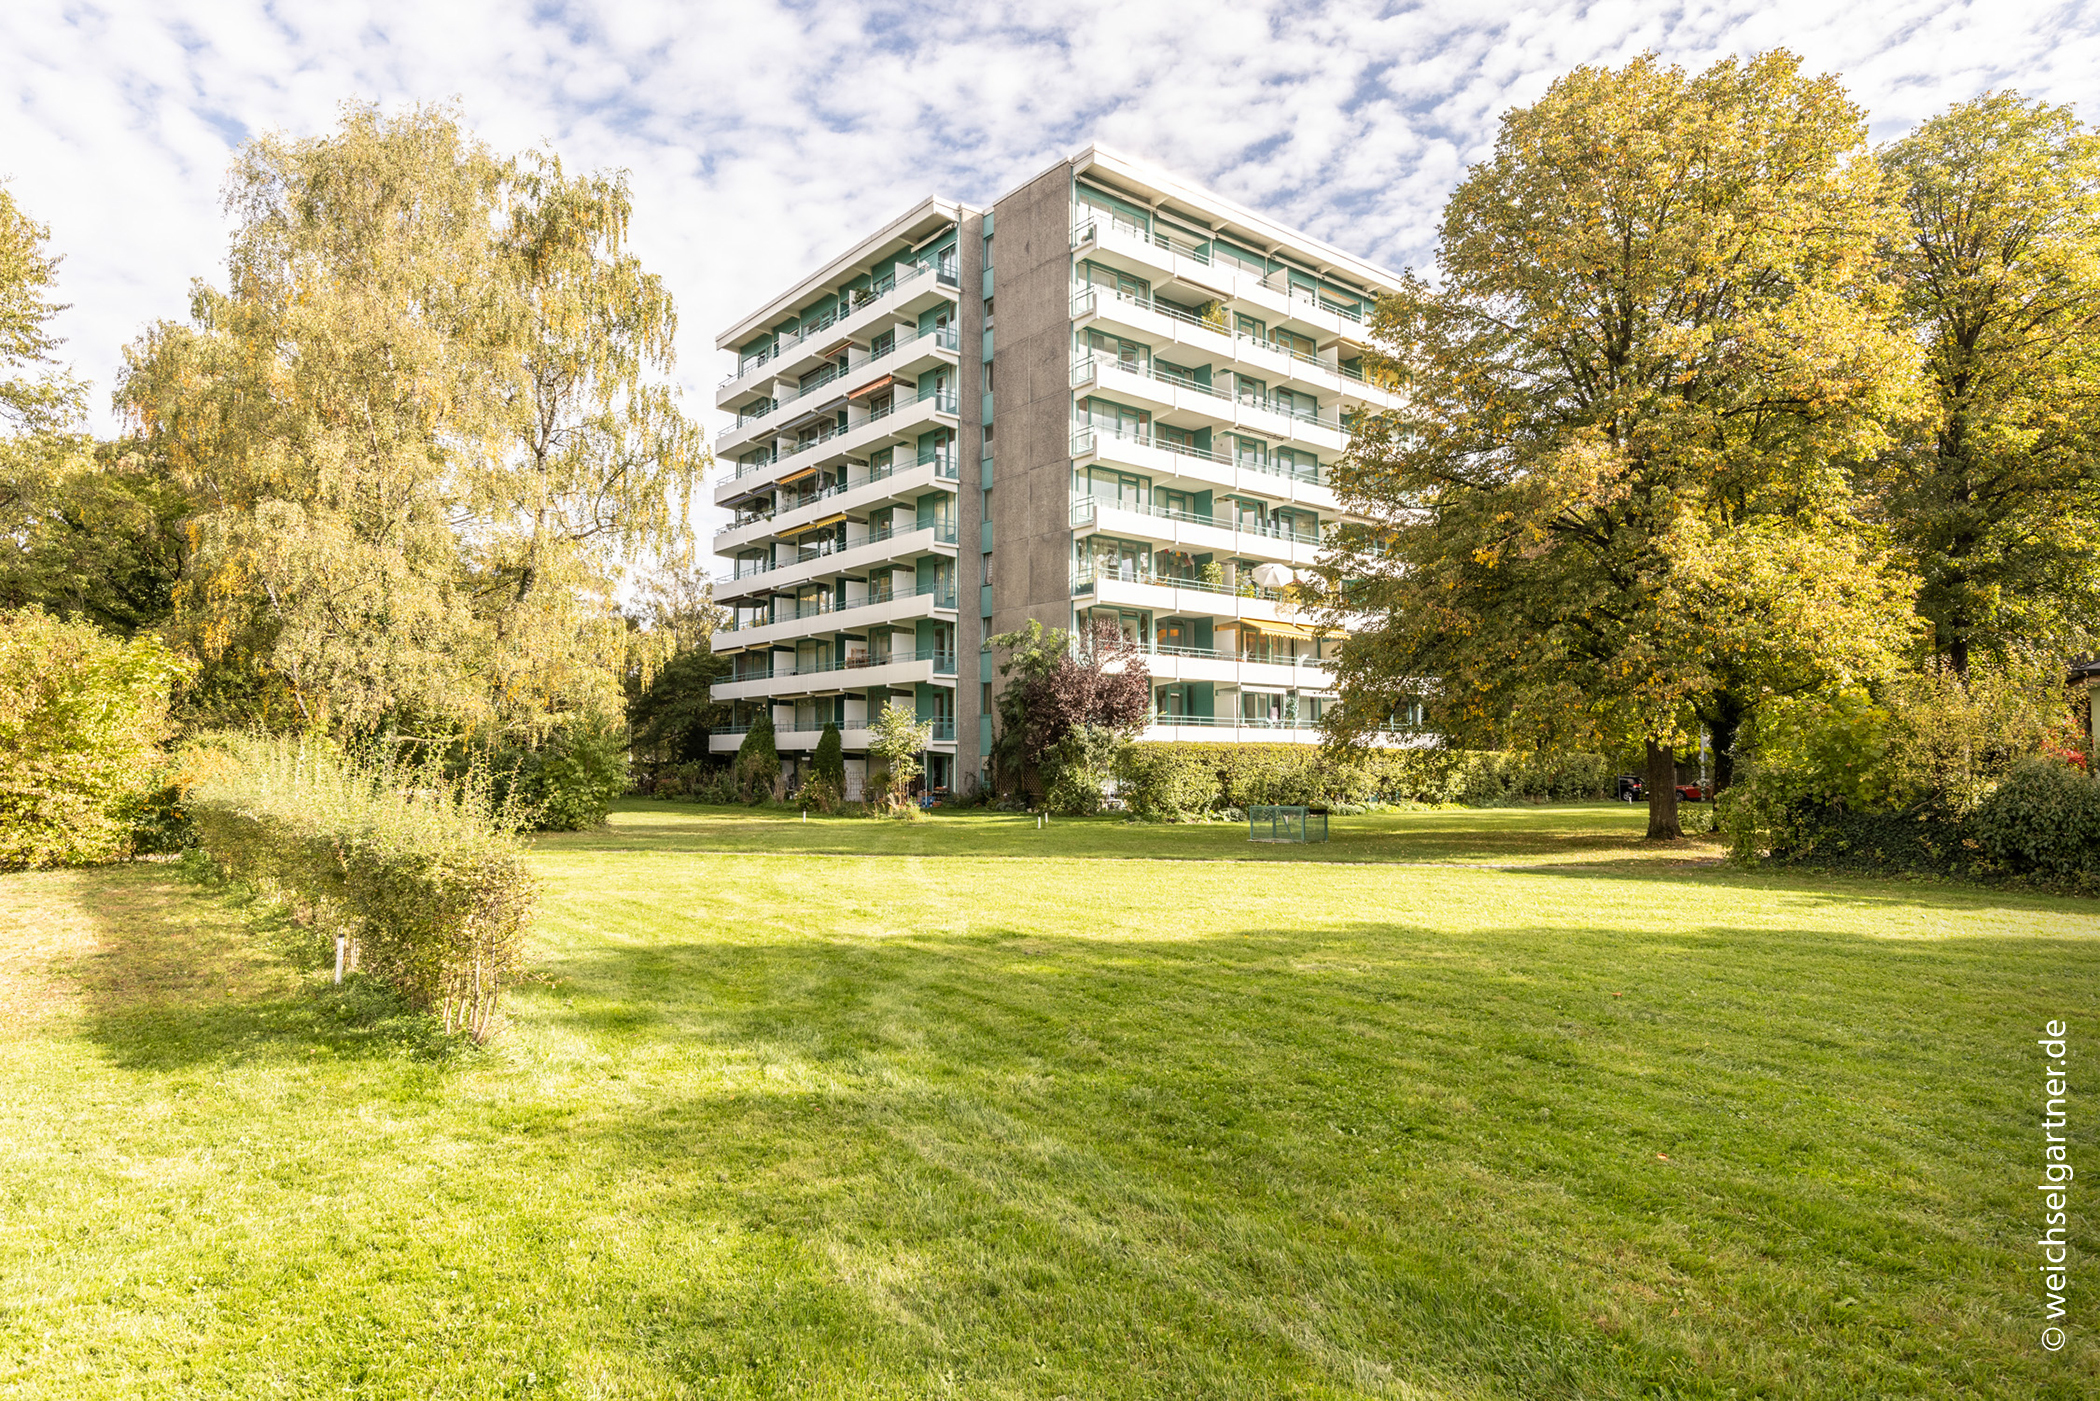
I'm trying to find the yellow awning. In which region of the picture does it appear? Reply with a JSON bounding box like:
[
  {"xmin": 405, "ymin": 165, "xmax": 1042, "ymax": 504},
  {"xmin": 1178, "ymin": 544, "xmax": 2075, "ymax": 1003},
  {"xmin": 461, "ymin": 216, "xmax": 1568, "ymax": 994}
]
[
  {"xmin": 796, "ymin": 513, "xmax": 847, "ymax": 533},
  {"xmin": 1240, "ymin": 619, "xmax": 1328, "ymax": 641},
  {"xmin": 777, "ymin": 467, "xmax": 816, "ymax": 485}
]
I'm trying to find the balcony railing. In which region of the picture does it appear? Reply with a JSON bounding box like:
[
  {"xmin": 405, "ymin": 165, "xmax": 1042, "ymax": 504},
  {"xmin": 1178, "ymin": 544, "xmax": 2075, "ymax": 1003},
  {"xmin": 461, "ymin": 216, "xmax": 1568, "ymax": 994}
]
[
  {"xmin": 1069, "ymin": 424, "xmax": 1323, "ymax": 486},
  {"xmin": 1070, "ymin": 221, "xmax": 1368, "ymax": 325},
  {"xmin": 1070, "ymin": 355, "xmax": 1345, "ymax": 433},
  {"xmin": 1071, "ymin": 562, "xmax": 1290, "ymax": 602},
  {"xmin": 711, "ymin": 712, "xmax": 958, "ymax": 741},
  {"xmin": 725, "ymin": 258, "xmax": 959, "ymax": 384},
  {"xmin": 721, "ymin": 644, "xmax": 960, "ymax": 683},
  {"xmin": 720, "ymin": 578, "xmax": 960, "ymax": 631},
  {"xmin": 1069, "ymin": 493, "xmax": 1320, "ymax": 546}
]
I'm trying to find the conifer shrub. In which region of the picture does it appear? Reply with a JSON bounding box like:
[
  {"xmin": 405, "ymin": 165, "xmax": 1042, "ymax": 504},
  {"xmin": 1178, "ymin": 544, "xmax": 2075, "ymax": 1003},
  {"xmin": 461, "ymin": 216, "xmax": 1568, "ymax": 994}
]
[
  {"xmin": 185, "ymin": 733, "xmax": 538, "ymax": 1041},
  {"xmin": 733, "ymin": 713, "xmax": 781, "ymax": 803},
  {"xmin": 806, "ymin": 721, "xmax": 845, "ymax": 812},
  {"xmin": 0, "ymin": 607, "xmax": 193, "ymax": 868}
]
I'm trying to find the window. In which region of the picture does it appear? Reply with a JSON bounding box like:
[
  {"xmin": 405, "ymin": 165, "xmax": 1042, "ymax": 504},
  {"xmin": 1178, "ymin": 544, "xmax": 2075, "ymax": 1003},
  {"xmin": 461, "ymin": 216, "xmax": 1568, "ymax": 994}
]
[
  {"xmin": 1084, "ymin": 397, "xmax": 1150, "ymax": 436},
  {"xmin": 982, "ymin": 298, "xmax": 994, "ymax": 328},
  {"xmin": 1235, "ymin": 313, "xmax": 1267, "ymax": 342},
  {"xmin": 1235, "ymin": 373, "xmax": 1266, "ymax": 407},
  {"xmin": 871, "ymin": 328, "xmax": 895, "ymax": 358},
  {"xmin": 981, "ymin": 552, "xmax": 994, "ymax": 585},
  {"xmin": 1085, "ymin": 328, "xmax": 1146, "ymax": 370},
  {"xmin": 1234, "ymin": 435, "xmax": 1268, "ymax": 468}
]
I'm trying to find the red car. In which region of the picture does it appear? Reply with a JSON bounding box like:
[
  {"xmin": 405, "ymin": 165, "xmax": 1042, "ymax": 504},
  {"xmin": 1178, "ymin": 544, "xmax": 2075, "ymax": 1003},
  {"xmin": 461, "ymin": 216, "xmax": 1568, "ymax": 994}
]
[{"xmin": 1675, "ymin": 782, "xmax": 1708, "ymax": 802}]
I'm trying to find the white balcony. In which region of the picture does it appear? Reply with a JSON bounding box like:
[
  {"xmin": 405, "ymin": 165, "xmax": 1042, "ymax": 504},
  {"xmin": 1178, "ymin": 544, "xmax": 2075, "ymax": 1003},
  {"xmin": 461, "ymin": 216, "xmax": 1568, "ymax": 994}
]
[
  {"xmin": 716, "ymin": 258, "xmax": 960, "ymax": 408},
  {"xmin": 1071, "ymin": 496, "xmax": 1325, "ymax": 570},
  {"xmin": 1072, "ymin": 288, "xmax": 1401, "ymax": 414},
  {"xmin": 714, "ymin": 458, "xmax": 958, "ymax": 558},
  {"xmin": 715, "ymin": 394, "xmax": 961, "ymax": 508},
  {"xmin": 716, "ymin": 325, "xmax": 961, "ymax": 458},
  {"xmin": 1074, "ymin": 358, "xmax": 1352, "ymax": 457},
  {"xmin": 713, "ymin": 652, "xmax": 958, "ymax": 702},
  {"xmin": 711, "ymin": 585, "xmax": 957, "ymax": 652},
  {"xmin": 1078, "ymin": 570, "xmax": 1319, "ymax": 628},
  {"xmin": 715, "ymin": 524, "xmax": 958, "ymax": 603},
  {"xmin": 1070, "ymin": 426, "xmax": 1340, "ymax": 514},
  {"xmin": 1071, "ymin": 216, "xmax": 1377, "ymax": 345}
]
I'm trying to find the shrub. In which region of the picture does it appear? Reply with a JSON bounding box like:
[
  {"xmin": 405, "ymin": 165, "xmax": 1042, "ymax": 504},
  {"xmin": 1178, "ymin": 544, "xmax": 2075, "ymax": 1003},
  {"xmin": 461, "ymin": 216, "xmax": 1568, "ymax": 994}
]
[
  {"xmin": 1114, "ymin": 742, "xmax": 1611, "ymax": 818},
  {"xmin": 1972, "ymin": 758, "xmax": 2100, "ymax": 892},
  {"xmin": 868, "ymin": 705, "xmax": 932, "ymax": 813},
  {"xmin": 733, "ymin": 713, "xmax": 781, "ymax": 803},
  {"xmin": 806, "ymin": 722, "xmax": 845, "ymax": 812},
  {"xmin": 0, "ymin": 607, "xmax": 193, "ymax": 868},
  {"xmin": 1043, "ymin": 723, "xmax": 1126, "ymax": 815},
  {"xmin": 1117, "ymin": 743, "xmax": 1222, "ymax": 818},
  {"xmin": 493, "ymin": 717, "xmax": 627, "ymax": 831},
  {"xmin": 185, "ymin": 733, "xmax": 538, "ymax": 1041}
]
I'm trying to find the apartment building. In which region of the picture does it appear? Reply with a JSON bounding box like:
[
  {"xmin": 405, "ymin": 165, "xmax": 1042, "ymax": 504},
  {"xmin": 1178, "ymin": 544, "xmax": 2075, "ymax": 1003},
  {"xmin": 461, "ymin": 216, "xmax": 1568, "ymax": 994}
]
[{"xmin": 708, "ymin": 146, "xmax": 1406, "ymax": 798}]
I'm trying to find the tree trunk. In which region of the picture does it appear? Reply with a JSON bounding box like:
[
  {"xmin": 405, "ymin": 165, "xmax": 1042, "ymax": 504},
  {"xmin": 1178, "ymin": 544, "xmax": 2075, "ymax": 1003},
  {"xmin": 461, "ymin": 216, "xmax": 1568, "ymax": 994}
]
[
  {"xmin": 1709, "ymin": 693, "xmax": 1745, "ymax": 797},
  {"xmin": 1947, "ymin": 632, "xmax": 1969, "ymax": 682},
  {"xmin": 1645, "ymin": 739, "xmax": 1682, "ymax": 840}
]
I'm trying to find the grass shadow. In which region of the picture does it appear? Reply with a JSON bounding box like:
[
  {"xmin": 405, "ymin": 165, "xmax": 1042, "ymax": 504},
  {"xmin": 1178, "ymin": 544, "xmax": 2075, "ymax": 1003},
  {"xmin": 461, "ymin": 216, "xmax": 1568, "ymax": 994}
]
[{"xmin": 64, "ymin": 863, "xmax": 461, "ymax": 1072}]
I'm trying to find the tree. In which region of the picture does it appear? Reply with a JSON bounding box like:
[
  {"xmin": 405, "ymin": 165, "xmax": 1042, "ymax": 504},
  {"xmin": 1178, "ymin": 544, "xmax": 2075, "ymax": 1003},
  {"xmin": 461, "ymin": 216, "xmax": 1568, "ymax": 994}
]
[
  {"xmin": 868, "ymin": 703, "xmax": 933, "ymax": 814},
  {"xmin": 119, "ymin": 102, "xmax": 704, "ymax": 739},
  {"xmin": 469, "ymin": 150, "xmax": 707, "ymax": 727},
  {"xmin": 0, "ymin": 441, "xmax": 191, "ymax": 636},
  {"xmin": 986, "ymin": 618, "xmax": 1151, "ymax": 801},
  {"xmin": 1877, "ymin": 94, "xmax": 2100, "ymax": 675},
  {"xmin": 1322, "ymin": 52, "xmax": 1919, "ymax": 838},
  {"xmin": 627, "ymin": 645, "xmax": 727, "ymax": 777},
  {"xmin": 0, "ymin": 185, "xmax": 87, "ymax": 523}
]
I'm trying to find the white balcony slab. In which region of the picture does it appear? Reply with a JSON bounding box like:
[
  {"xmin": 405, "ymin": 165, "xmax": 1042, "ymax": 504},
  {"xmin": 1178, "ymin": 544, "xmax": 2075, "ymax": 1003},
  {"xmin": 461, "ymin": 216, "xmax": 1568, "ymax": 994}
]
[
  {"xmin": 711, "ymin": 587, "xmax": 951, "ymax": 652},
  {"xmin": 715, "ymin": 526, "xmax": 956, "ymax": 602}
]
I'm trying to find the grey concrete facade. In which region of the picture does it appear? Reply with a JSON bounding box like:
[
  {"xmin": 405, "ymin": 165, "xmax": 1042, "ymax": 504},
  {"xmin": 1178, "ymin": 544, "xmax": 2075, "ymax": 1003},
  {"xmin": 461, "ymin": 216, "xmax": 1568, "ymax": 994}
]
[{"xmin": 987, "ymin": 159, "xmax": 1077, "ymax": 646}]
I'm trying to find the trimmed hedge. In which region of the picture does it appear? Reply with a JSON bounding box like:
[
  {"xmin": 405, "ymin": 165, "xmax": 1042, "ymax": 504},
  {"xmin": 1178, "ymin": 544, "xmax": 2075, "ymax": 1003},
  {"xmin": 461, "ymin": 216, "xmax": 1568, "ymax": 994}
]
[
  {"xmin": 1115, "ymin": 742, "xmax": 1612, "ymax": 818},
  {"xmin": 186, "ymin": 734, "xmax": 538, "ymax": 1040}
]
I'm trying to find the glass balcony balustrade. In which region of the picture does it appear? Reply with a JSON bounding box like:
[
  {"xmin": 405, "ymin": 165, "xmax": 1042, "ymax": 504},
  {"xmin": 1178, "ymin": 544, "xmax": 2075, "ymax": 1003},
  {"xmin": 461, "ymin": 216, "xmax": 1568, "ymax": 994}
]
[
  {"xmin": 1069, "ymin": 493, "xmax": 1320, "ymax": 546},
  {"xmin": 726, "ymin": 257, "xmax": 960, "ymax": 385}
]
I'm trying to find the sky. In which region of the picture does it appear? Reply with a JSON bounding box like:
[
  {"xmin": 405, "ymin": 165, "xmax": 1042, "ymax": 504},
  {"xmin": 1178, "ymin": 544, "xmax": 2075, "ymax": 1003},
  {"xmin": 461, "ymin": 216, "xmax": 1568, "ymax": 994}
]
[{"xmin": 6, "ymin": 0, "xmax": 2100, "ymax": 441}]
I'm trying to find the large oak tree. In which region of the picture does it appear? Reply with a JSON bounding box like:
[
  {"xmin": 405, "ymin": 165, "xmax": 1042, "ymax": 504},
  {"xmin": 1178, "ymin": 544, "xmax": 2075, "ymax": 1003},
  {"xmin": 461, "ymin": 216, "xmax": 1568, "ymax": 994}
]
[{"xmin": 1322, "ymin": 52, "xmax": 1919, "ymax": 838}]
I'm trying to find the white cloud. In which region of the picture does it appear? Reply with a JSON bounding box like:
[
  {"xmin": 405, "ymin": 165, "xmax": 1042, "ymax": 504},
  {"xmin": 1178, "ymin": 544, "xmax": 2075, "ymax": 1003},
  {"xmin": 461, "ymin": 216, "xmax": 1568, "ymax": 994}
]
[{"xmin": 3, "ymin": 0, "xmax": 2096, "ymax": 442}]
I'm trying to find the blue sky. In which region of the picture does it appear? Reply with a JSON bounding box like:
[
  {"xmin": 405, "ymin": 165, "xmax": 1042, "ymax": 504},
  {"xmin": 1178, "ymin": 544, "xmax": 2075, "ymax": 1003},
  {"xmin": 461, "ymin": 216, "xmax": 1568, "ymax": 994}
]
[{"xmin": 6, "ymin": 0, "xmax": 2099, "ymax": 436}]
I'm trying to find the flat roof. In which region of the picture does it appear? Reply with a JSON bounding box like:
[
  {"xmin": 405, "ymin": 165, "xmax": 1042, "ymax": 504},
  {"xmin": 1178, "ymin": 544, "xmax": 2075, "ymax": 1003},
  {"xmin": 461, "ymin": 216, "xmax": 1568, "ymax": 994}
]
[
  {"xmin": 715, "ymin": 197, "xmax": 972, "ymax": 350},
  {"xmin": 713, "ymin": 144, "xmax": 1407, "ymax": 349},
  {"xmin": 1069, "ymin": 145, "xmax": 1403, "ymax": 298}
]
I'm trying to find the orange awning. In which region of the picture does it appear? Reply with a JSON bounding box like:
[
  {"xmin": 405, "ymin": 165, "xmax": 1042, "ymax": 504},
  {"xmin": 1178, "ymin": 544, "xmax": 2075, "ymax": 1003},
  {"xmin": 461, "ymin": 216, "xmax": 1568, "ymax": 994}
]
[
  {"xmin": 847, "ymin": 374, "xmax": 895, "ymax": 400},
  {"xmin": 796, "ymin": 514, "xmax": 846, "ymax": 534},
  {"xmin": 776, "ymin": 467, "xmax": 816, "ymax": 485}
]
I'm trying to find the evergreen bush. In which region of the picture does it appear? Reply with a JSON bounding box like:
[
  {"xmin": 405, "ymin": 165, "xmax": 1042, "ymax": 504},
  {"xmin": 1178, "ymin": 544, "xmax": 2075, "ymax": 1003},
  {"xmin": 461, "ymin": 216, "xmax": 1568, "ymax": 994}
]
[
  {"xmin": 733, "ymin": 713, "xmax": 781, "ymax": 803},
  {"xmin": 807, "ymin": 722, "xmax": 845, "ymax": 812}
]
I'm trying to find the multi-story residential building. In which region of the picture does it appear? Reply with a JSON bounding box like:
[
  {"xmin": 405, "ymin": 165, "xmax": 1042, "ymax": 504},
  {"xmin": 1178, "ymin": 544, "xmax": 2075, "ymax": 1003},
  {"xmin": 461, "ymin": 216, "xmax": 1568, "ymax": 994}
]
[{"xmin": 708, "ymin": 146, "xmax": 1406, "ymax": 799}]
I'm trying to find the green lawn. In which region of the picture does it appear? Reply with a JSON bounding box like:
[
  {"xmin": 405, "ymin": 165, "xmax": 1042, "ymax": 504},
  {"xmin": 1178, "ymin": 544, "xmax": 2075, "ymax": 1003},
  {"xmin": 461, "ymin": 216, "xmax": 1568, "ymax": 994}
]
[{"xmin": 2, "ymin": 803, "xmax": 2095, "ymax": 1398}]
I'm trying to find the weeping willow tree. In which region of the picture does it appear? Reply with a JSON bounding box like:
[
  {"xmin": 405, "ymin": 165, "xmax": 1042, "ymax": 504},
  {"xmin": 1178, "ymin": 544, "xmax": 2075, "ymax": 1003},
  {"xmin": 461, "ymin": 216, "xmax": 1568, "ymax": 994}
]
[{"xmin": 121, "ymin": 102, "xmax": 706, "ymax": 738}]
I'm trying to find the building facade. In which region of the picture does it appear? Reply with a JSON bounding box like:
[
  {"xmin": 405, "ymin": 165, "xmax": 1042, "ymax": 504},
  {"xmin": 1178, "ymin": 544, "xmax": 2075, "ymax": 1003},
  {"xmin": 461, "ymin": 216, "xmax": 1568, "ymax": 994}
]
[{"xmin": 708, "ymin": 147, "xmax": 1406, "ymax": 798}]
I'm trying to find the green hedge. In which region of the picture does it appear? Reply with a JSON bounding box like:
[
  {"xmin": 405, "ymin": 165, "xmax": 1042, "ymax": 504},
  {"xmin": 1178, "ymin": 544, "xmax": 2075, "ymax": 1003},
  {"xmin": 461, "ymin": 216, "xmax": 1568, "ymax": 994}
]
[
  {"xmin": 1115, "ymin": 743, "xmax": 1612, "ymax": 818},
  {"xmin": 1772, "ymin": 759, "xmax": 2100, "ymax": 894},
  {"xmin": 186, "ymin": 734, "xmax": 539, "ymax": 1040}
]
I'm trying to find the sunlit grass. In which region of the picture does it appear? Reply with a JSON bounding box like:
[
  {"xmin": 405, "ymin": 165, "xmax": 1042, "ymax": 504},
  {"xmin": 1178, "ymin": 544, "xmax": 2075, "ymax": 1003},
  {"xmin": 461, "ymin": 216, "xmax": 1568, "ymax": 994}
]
[{"xmin": 0, "ymin": 807, "xmax": 2093, "ymax": 1398}]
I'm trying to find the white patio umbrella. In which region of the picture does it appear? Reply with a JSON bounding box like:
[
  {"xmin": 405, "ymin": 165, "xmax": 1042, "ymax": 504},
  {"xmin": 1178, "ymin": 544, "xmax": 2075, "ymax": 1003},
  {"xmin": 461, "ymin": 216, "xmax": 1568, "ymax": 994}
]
[{"xmin": 1249, "ymin": 563, "xmax": 1296, "ymax": 589}]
